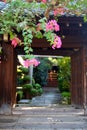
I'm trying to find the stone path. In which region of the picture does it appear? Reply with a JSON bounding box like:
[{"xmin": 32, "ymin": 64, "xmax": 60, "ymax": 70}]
[
  {"xmin": 18, "ymin": 87, "xmax": 61, "ymax": 107},
  {"xmin": 0, "ymin": 87, "xmax": 87, "ymax": 130},
  {"xmin": 0, "ymin": 105, "xmax": 87, "ymax": 130}
]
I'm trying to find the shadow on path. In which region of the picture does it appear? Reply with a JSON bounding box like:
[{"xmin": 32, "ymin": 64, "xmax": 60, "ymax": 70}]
[{"xmin": 18, "ymin": 87, "xmax": 62, "ymax": 107}]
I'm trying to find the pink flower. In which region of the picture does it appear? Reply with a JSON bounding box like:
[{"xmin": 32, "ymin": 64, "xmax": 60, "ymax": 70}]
[
  {"xmin": 11, "ymin": 37, "xmax": 21, "ymax": 48},
  {"xmin": 3, "ymin": 0, "xmax": 7, "ymax": 3},
  {"xmin": 29, "ymin": 59, "xmax": 40, "ymax": 66},
  {"xmin": 53, "ymin": 8, "xmax": 64, "ymax": 16},
  {"xmin": 52, "ymin": 36, "xmax": 62, "ymax": 49},
  {"xmin": 46, "ymin": 20, "xmax": 60, "ymax": 32},
  {"xmin": 23, "ymin": 59, "xmax": 40, "ymax": 68},
  {"xmin": 42, "ymin": 0, "xmax": 46, "ymax": 3},
  {"xmin": 23, "ymin": 59, "xmax": 29, "ymax": 68}
]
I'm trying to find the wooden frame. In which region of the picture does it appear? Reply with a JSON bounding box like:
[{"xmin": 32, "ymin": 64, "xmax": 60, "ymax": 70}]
[{"xmin": 0, "ymin": 16, "xmax": 87, "ymax": 114}]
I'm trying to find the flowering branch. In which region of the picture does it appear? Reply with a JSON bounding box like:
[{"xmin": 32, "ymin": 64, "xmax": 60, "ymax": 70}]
[{"xmin": 0, "ymin": 0, "xmax": 87, "ymax": 67}]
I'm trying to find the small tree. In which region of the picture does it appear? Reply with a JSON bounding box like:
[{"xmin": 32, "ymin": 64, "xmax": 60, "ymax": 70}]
[
  {"xmin": 33, "ymin": 57, "xmax": 51, "ymax": 86},
  {"xmin": 17, "ymin": 65, "xmax": 43, "ymax": 100}
]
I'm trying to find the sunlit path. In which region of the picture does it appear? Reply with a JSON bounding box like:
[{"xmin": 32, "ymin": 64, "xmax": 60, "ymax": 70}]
[
  {"xmin": 0, "ymin": 105, "xmax": 87, "ymax": 130},
  {"xmin": 0, "ymin": 87, "xmax": 87, "ymax": 129},
  {"xmin": 17, "ymin": 87, "xmax": 61, "ymax": 107}
]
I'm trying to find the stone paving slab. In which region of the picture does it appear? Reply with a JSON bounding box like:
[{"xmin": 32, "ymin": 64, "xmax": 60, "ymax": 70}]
[
  {"xmin": 0, "ymin": 88, "xmax": 87, "ymax": 130},
  {"xmin": 0, "ymin": 106, "xmax": 87, "ymax": 130}
]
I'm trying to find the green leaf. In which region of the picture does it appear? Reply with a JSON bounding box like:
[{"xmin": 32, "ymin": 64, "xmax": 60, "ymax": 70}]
[
  {"xmin": 24, "ymin": 46, "xmax": 29, "ymax": 51},
  {"xmin": 35, "ymin": 31, "xmax": 43, "ymax": 39},
  {"xmin": 27, "ymin": 39, "xmax": 32, "ymax": 43},
  {"xmin": 24, "ymin": 54, "xmax": 35, "ymax": 59},
  {"xmin": 29, "ymin": 48, "xmax": 33, "ymax": 52},
  {"xmin": 27, "ymin": 34, "xmax": 33, "ymax": 39},
  {"xmin": 24, "ymin": 42, "xmax": 30, "ymax": 45},
  {"xmin": 25, "ymin": 50, "xmax": 29, "ymax": 54}
]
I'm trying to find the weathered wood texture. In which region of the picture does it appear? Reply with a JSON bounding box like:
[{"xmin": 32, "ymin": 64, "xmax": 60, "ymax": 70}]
[
  {"xmin": 0, "ymin": 43, "xmax": 17, "ymax": 107},
  {"xmin": 84, "ymin": 46, "xmax": 87, "ymax": 105},
  {"xmin": 71, "ymin": 48, "xmax": 84, "ymax": 107}
]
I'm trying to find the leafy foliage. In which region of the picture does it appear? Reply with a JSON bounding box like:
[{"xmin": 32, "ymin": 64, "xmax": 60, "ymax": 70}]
[
  {"xmin": 61, "ymin": 91, "xmax": 71, "ymax": 104},
  {"xmin": 0, "ymin": 0, "xmax": 62, "ymax": 61},
  {"xmin": 57, "ymin": 57, "xmax": 71, "ymax": 92},
  {"xmin": 0, "ymin": 0, "xmax": 87, "ymax": 63},
  {"xmin": 17, "ymin": 65, "xmax": 43, "ymax": 100},
  {"xmin": 33, "ymin": 57, "xmax": 51, "ymax": 86}
]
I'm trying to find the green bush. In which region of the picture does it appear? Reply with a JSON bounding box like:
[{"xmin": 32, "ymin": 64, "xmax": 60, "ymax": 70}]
[
  {"xmin": 17, "ymin": 77, "xmax": 23, "ymax": 85},
  {"xmin": 16, "ymin": 90, "xmax": 23, "ymax": 101},
  {"xmin": 38, "ymin": 88, "xmax": 43, "ymax": 95},
  {"xmin": 33, "ymin": 83, "xmax": 41, "ymax": 89},
  {"xmin": 61, "ymin": 92, "xmax": 71, "ymax": 104},
  {"xmin": 62, "ymin": 91, "xmax": 71, "ymax": 97},
  {"xmin": 20, "ymin": 66, "xmax": 29, "ymax": 73},
  {"xmin": 17, "ymin": 65, "xmax": 43, "ymax": 100},
  {"xmin": 30, "ymin": 87, "xmax": 43, "ymax": 97},
  {"xmin": 30, "ymin": 88, "xmax": 38, "ymax": 96},
  {"xmin": 33, "ymin": 58, "xmax": 51, "ymax": 86},
  {"xmin": 23, "ymin": 75, "xmax": 30, "ymax": 82},
  {"xmin": 57, "ymin": 57, "xmax": 71, "ymax": 92},
  {"xmin": 23, "ymin": 84, "xmax": 33, "ymax": 91}
]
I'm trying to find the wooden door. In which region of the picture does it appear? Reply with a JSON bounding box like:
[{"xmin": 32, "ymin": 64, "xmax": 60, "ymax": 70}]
[{"xmin": 71, "ymin": 48, "xmax": 84, "ymax": 107}]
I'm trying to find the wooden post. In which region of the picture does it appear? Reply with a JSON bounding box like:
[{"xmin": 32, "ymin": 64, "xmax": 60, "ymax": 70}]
[
  {"xmin": 83, "ymin": 71, "xmax": 87, "ymax": 115},
  {"xmin": 0, "ymin": 43, "xmax": 17, "ymax": 115},
  {"xmin": 71, "ymin": 48, "xmax": 84, "ymax": 108},
  {"xmin": 83, "ymin": 47, "xmax": 87, "ymax": 115}
]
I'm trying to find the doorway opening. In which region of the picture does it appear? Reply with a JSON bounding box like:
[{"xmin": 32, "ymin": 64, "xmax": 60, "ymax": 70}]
[{"xmin": 16, "ymin": 55, "xmax": 71, "ymax": 107}]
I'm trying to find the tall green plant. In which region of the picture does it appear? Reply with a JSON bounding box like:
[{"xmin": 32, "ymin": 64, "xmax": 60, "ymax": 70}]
[
  {"xmin": 33, "ymin": 57, "xmax": 51, "ymax": 86},
  {"xmin": 57, "ymin": 57, "xmax": 71, "ymax": 92}
]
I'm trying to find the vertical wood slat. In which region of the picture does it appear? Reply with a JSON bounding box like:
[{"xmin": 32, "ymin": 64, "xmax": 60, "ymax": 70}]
[
  {"xmin": 0, "ymin": 49, "xmax": 3, "ymax": 106},
  {"xmin": 84, "ymin": 46, "xmax": 87, "ymax": 105},
  {"xmin": 0, "ymin": 43, "xmax": 17, "ymax": 107},
  {"xmin": 71, "ymin": 48, "xmax": 84, "ymax": 107}
]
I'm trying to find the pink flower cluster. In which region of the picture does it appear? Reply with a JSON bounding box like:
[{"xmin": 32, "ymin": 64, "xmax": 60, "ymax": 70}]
[
  {"xmin": 46, "ymin": 20, "xmax": 60, "ymax": 32},
  {"xmin": 52, "ymin": 36, "xmax": 62, "ymax": 49},
  {"xmin": 53, "ymin": 8, "xmax": 64, "ymax": 16},
  {"xmin": 3, "ymin": 0, "xmax": 7, "ymax": 2},
  {"xmin": 23, "ymin": 58, "xmax": 40, "ymax": 68},
  {"xmin": 11, "ymin": 37, "xmax": 21, "ymax": 48},
  {"xmin": 42, "ymin": 0, "xmax": 46, "ymax": 3}
]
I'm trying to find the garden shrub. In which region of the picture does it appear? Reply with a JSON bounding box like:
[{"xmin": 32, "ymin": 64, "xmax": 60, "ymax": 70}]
[
  {"xmin": 33, "ymin": 57, "xmax": 51, "ymax": 86},
  {"xmin": 17, "ymin": 65, "xmax": 43, "ymax": 100},
  {"xmin": 23, "ymin": 83, "xmax": 33, "ymax": 91},
  {"xmin": 57, "ymin": 57, "xmax": 71, "ymax": 93},
  {"xmin": 61, "ymin": 92, "xmax": 71, "ymax": 104}
]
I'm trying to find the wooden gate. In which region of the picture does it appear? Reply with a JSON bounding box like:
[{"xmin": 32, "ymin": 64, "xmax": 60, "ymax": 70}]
[
  {"xmin": 71, "ymin": 48, "xmax": 84, "ymax": 107},
  {"xmin": 0, "ymin": 16, "xmax": 87, "ymax": 114}
]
